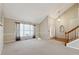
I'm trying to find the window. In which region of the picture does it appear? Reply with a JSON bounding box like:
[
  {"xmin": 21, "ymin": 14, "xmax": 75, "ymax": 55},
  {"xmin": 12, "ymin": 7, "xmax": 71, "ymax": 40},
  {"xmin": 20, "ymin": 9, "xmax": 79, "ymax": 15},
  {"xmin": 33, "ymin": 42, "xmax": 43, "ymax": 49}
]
[{"xmin": 20, "ymin": 23, "xmax": 34, "ymax": 38}]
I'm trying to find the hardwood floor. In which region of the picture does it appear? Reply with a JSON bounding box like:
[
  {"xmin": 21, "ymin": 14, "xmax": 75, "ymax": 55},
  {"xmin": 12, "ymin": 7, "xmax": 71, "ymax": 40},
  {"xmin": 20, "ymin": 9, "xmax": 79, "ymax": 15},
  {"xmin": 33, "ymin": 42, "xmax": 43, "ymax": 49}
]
[
  {"xmin": 51, "ymin": 37, "xmax": 67, "ymax": 42},
  {"xmin": 51, "ymin": 37, "xmax": 68, "ymax": 46}
]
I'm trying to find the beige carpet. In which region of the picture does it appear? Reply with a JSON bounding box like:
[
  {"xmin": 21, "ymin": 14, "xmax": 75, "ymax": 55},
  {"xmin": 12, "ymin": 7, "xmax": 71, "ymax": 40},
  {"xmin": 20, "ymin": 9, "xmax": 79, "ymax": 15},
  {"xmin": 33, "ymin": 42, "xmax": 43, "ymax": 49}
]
[{"xmin": 2, "ymin": 39, "xmax": 79, "ymax": 55}]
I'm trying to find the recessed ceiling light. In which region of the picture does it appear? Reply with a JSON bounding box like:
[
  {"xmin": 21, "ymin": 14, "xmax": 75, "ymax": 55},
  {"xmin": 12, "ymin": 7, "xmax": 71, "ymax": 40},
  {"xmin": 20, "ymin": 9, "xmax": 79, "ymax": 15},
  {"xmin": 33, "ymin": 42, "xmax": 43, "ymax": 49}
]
[{"xmin": 57, "ymin": 18, "xmax": 61, "ymax": 22}]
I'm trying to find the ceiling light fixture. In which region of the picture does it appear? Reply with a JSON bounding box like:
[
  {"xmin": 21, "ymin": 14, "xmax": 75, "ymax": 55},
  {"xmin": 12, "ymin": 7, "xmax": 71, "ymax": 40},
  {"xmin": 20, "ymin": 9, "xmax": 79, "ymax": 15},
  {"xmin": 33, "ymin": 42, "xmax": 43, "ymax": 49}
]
[{"xmin": 57, "ymin": 18, "xmax": 61, "ymax": 22}]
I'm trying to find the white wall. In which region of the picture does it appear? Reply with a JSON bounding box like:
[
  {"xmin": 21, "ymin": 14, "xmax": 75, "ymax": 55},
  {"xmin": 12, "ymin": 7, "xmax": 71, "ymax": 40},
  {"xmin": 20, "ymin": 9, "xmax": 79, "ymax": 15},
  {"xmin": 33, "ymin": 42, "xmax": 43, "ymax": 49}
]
[
  {"xmin": 48, "ymin": 17, "xmax": 56, "ymax": 38},
  {"xmin": 0, "ymin": 26, "xmax": 3, "ymax": 54},
  {"xmin": 78, "ymin": 4, "xmax": 79, "ymax": 25},
  {"xmin": 39, "ymin": 17, "xmax": 50, "ymax": 40},
  {"xmin": 4, "ymin": 18, "xmax": 16, "ymax": 43},
  {"xmin": 0, "ymin": 4, "xmax": 4, "ymax": 54},
  {"xmin": 67, "ymin": 4, "xmax": 79, "ymax": 49},
  {"xmin": 55, "ymin": 4, "xmax": 78, "ymax": 39},
  {"xmin": 35, "ymin": 25, "xmax": 40, "ymax": 38}
]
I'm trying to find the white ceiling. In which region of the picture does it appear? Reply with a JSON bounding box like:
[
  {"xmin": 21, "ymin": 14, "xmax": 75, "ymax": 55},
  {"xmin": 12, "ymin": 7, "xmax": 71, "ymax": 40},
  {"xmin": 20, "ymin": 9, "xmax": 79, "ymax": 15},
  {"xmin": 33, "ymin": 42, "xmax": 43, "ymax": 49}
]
[{"xmin": 3, "ymin": 3, "xmax": 74, "ymax": 24}]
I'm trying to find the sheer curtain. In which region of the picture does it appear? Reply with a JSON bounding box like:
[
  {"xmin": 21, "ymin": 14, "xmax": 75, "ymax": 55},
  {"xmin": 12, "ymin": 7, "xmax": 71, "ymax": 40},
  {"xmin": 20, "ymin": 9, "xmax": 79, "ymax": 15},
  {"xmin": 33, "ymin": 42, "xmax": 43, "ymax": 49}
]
[{"xmin": 20, "ymin": 23, "xmax": 34, "ymax": 40}]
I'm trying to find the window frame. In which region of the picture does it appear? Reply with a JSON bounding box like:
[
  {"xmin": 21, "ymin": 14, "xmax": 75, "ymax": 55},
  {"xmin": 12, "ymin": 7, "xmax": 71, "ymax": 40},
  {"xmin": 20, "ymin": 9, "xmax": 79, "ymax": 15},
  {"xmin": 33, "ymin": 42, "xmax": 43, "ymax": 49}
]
[{"xmin": 20, "ymin": 23, "xmax": 34, "ymax": 37}]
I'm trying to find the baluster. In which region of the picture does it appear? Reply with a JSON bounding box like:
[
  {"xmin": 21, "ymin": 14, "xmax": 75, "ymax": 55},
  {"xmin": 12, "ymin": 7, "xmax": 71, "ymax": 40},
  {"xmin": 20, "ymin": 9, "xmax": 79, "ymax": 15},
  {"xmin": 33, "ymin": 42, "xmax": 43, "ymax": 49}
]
[
  {"xmin": 65, "ymin": 26, "xmax": 79, "ymax": 46},
  {"xmin": 65, "ymin": 33, "xmax": 69, "ymax": 46},
  {"xmin": 65, "ymin": 33, "xmax": 67, "ymax": 46},
  {"xmin": 67, "ymin": 33, "xmax": 69, "ymax": 43},
  {"xmin": 75, "ymin": 29, "xmax": 76, "ymax": 39}
]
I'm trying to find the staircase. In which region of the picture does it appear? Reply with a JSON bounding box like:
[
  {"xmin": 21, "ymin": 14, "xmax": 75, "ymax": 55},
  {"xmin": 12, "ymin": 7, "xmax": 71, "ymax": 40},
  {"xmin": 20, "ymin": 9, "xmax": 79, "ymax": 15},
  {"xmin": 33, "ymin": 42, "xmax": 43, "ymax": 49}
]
[
  {"xmin": 67, "ymin": 39, "xmax": 79, "ymax": 50},
  {"xmin": 65, "ymin": 26, "xmax": 79, "ymax": 49}
]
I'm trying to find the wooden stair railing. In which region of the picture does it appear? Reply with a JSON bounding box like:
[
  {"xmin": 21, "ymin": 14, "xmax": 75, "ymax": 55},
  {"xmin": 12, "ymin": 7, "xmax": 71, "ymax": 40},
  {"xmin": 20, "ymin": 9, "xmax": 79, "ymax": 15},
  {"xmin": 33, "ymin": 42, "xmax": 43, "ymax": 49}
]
[{"xmin": 65, "ymin": 26, "xmax": 79, "ymax": 46}]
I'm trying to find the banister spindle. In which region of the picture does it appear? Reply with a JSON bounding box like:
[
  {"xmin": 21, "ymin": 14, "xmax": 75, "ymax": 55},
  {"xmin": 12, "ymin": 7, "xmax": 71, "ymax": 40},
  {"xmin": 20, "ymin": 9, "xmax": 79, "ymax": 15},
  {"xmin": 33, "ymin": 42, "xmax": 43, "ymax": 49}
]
[
  {"xmin": 65, "ymin": 26, "xmax": 79, "ymax": 46},
  {"xmin": 75, "ymin": 29, "xmax": 76, "ymax": 39}
]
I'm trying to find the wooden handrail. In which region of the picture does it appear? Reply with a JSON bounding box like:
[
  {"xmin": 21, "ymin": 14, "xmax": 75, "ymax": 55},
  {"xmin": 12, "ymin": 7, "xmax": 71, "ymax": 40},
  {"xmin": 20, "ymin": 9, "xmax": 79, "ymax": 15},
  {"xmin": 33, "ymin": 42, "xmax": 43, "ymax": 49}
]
[
  {"xmin": 65, "ymin": 26, "xmax": 79, "ymax": 34},
  {"xmin": 65, "ymin": 26, "xmax": 79, "ymax": 46}
]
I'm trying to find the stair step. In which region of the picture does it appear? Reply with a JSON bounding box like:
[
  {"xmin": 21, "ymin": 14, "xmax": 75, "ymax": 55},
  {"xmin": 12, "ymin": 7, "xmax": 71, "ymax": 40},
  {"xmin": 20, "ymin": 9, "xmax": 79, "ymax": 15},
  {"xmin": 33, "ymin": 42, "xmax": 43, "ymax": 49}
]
[{"xmin": 67, "ymin": 39, "xmax": 79, "ymax": 50}]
